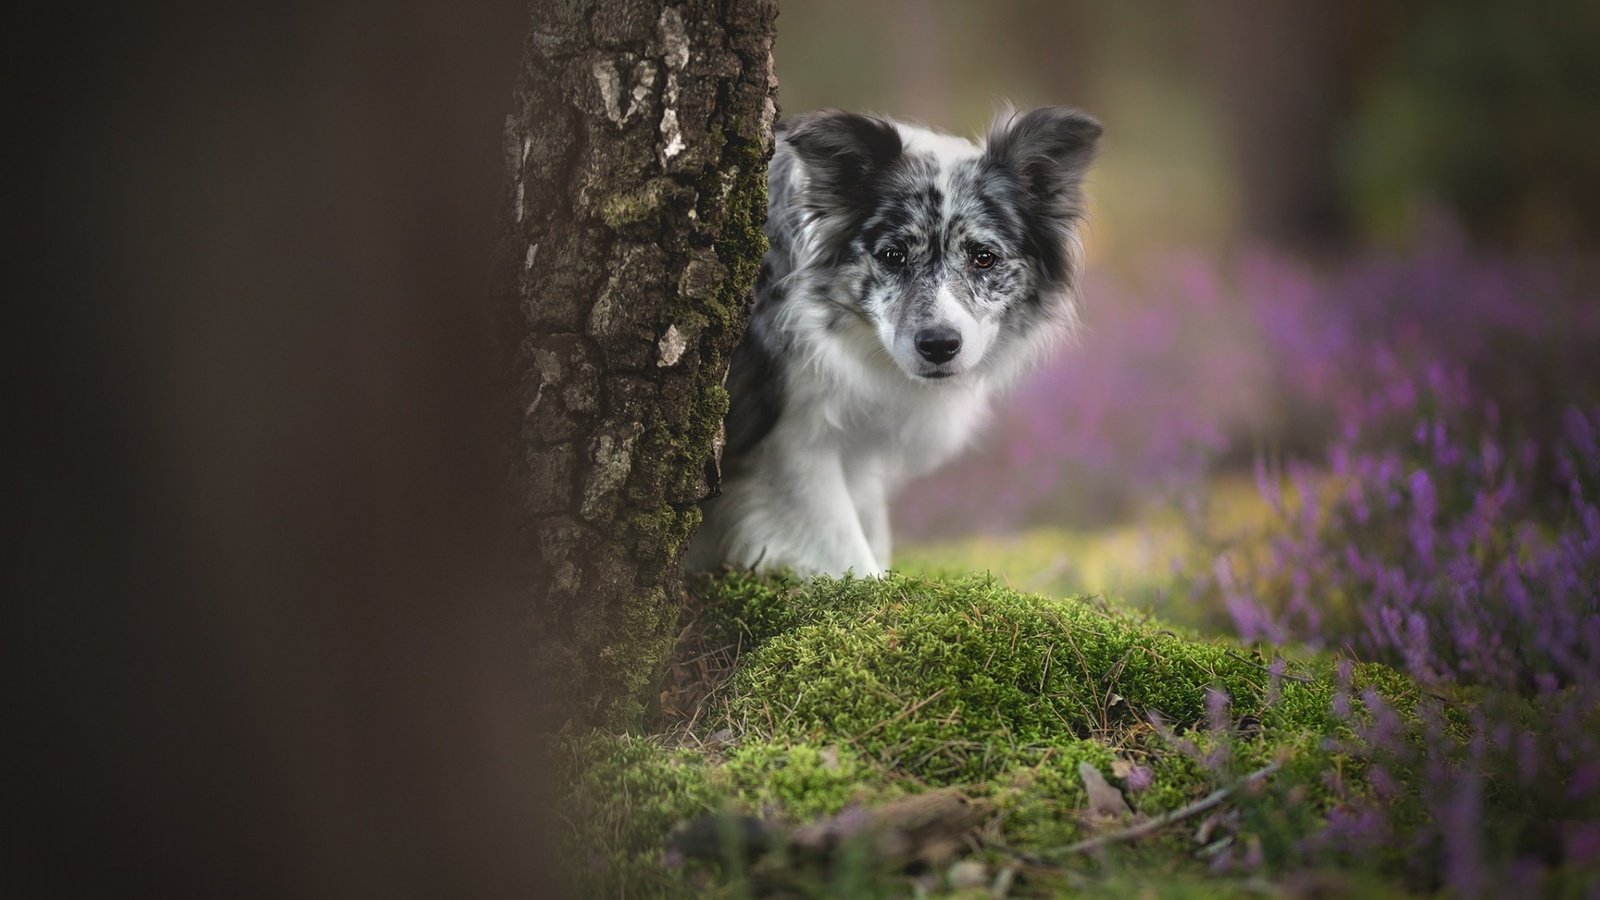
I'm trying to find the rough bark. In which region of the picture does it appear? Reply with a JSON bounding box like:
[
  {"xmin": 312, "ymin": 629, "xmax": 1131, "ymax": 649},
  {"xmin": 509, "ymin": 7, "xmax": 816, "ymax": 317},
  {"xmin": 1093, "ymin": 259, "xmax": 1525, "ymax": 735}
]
[{"xmin": 501, "ymin": 0, "xmax": 778, "ymax": 729}]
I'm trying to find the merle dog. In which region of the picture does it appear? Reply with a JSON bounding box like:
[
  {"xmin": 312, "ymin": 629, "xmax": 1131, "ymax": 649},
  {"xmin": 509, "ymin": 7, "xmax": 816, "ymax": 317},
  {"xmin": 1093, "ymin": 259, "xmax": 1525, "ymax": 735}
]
[{"xmin": 688, "ymin": 107, "xmax": 1102, "ymax": 576}]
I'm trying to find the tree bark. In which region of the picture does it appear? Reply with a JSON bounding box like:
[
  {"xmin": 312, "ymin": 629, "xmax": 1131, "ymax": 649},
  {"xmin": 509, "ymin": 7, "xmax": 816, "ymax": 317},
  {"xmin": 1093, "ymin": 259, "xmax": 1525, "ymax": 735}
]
[{"xmin": 501, "ymin": 0, "xmax": 778, "ymax": 729}]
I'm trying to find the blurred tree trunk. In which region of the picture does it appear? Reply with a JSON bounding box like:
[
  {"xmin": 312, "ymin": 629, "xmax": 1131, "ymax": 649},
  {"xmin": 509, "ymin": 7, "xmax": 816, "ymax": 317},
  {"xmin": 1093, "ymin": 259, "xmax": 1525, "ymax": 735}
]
[
  {"xmin": 500, "ymin": 0, "xmax": 778, "ymax": 730},
  {"xmin": 1197, "ymin": 1, "xmax": 1360, "ymax": 252}
]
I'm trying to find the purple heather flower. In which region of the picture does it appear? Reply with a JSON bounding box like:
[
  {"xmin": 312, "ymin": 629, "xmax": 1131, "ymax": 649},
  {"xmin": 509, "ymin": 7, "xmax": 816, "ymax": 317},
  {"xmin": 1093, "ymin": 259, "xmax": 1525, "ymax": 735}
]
[
  {"xmin": 1443, "ymin": 775, "xmax": 1486, "ymax": 894},
  {"xmin": 1331, "ymin": 691, "xmax": 1350, "ymax": 719},
  {"xmin": 1125, "ymin": 765, "xmax": 1153, "ymax": 792},
  {"xmin": 1205, "ymin": 687, "xmax": 1231, "ymax": 734}
]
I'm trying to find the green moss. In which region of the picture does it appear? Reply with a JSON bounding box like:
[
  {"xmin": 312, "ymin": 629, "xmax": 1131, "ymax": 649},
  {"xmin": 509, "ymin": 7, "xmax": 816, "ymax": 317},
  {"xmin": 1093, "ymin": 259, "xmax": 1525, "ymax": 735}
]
[
  {"xmin": 592, "ymin": 586, "xmax": 678, "ymax": 729},
  {"xmin": 630, "ymin": 503, "xmax": 701, "ymax": 563},
  {"xmin": 692, "ymin": 568, "xmax": 812, "ymax": 644},
  {"xmin": 723, "ymin": 741, "xmax": 899, "ymax": 818},
  {"xmin": 565, "ymin": 572, "xmax": 1437, "ymax": 895},
  {"xmin": 986, "ymin": 739, "xmax": 1120, "ymax": 849},
  {"xmin": 668, "ymin": 382, "xmax": 729, "ymax": 500},
  {"xmin": 714, "ymin": 573, "xmax": 1279, "ymax": 782},
  {"xmin": 560, "ymin": 733, "xmax": 719, "ymax": 898},
  {"xmin": 1350, "ymin": 661, "xmax": 1423, "ymax": 716},
  {"xmin": 700, "ymin": 128, "xmax": 771, "ymax": 335},
  {"xmin": 599, "ymin": 176, "xmax": 696, "ymax": 229},
  {"xmin": 558, "ymin": 734, "xmax": 904, "ymax": 898}
]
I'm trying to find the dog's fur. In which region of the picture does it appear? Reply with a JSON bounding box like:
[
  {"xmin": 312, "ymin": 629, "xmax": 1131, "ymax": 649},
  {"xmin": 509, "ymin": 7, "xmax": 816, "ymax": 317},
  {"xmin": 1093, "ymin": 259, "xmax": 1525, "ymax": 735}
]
[{"xmin": 687, "ymin": 107, "xmax": 1102, "ymax": 576}]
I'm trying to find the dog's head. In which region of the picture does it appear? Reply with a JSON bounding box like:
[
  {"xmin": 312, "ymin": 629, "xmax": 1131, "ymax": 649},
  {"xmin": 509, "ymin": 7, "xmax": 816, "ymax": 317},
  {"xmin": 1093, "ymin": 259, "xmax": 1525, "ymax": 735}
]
[{"xmin": 779, "ymin": 107, "xmax": 1101, "ymax": 382}]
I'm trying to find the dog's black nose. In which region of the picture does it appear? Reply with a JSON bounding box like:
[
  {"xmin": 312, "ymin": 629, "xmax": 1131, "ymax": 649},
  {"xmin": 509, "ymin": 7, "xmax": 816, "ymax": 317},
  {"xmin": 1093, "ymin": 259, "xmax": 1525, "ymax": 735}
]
[{"xmin": 914, "ymin": 328, "xmax": 962, "ymax": 364}]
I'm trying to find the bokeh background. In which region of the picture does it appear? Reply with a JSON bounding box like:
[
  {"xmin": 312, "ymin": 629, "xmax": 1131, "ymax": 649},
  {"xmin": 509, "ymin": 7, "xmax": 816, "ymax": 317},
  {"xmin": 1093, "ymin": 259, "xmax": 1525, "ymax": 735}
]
[
  {"xmin": 780, "ymin": 0, "xmax": 1600, "ymax": 257},
  {"xmin": 776, "ymin": 0, "xmax": 1600, "ymax": 626}
]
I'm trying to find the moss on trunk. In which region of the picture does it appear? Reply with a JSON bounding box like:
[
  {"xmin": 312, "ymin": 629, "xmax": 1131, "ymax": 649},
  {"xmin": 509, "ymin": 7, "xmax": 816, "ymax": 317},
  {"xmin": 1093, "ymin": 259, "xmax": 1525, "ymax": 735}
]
[{"xmin": 501, "ymin": 0, "xmax": 779, "ymax": 730}]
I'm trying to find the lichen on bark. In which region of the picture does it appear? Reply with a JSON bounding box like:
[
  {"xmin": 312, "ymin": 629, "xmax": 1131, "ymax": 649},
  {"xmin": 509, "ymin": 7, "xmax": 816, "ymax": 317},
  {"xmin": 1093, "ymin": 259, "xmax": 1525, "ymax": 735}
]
[{"xmin": 501, "ymin": 0, "xmax": 778, "ymax": 729}]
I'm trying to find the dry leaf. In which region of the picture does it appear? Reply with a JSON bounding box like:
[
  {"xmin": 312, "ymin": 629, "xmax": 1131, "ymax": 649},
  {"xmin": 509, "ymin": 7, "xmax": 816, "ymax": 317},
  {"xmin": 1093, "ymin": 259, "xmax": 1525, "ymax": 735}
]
[{"xmin": 1078, "ymin": 761, "xmax": 1133, "ymax": 819}]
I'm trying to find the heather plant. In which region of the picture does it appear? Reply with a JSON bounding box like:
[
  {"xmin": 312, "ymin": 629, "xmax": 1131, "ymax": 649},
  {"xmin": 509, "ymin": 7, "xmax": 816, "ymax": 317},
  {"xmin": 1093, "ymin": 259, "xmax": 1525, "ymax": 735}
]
[
  {"xmin": 1156, "ymin": 239, "xmax": 1600, "ymax": 894},
  {"xmin": 1186, "ymin": 385, "xmax": 1600, "ymax": 893},
  {"xmin": 1213, "ymin": 400, "xmax": 1600, "ymax": 694},
  {"xmin": 1310, "ymin": 673, "xmax": 1600, "ymax": 895}
]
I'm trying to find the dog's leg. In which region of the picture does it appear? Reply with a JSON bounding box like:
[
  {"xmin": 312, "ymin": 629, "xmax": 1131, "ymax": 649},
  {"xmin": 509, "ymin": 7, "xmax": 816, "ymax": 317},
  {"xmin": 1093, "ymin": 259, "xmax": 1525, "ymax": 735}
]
[
  {"xmin": 846, "ymin": 463, "xmax": 892, "ymax": 571},
  {"xmin": 771, "ymin": 449, "xmax": 883, "ymax": 576},
  {"xmin": 713, "ymin": 447, "xmax": 883, "ymax": 577}
]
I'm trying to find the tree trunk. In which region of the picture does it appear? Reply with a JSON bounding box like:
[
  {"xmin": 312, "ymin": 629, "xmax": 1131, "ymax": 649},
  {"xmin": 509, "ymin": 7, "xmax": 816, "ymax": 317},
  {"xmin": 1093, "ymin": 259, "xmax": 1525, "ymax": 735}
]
[
  {"xmin": 1196, "ymin": 1, "xmax": 1356, "ymax": 253},
  {"xmin": 502, "ymin": 0, "xmax": 778, "ymax": 729}
]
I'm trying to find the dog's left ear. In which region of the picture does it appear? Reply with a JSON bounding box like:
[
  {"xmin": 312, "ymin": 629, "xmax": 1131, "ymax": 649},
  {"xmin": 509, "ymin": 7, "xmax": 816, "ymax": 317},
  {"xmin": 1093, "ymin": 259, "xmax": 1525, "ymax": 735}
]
[{"xmin": 983, "ymin": 106, "xmax": 1102, "ymax": 220}]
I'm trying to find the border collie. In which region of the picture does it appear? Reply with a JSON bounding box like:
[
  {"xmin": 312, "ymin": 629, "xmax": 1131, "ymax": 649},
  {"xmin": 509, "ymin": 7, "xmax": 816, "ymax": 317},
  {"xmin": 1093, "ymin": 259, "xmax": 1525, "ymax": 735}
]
[{"xmin": 687, "ymin": 106, "xmax": 1102, "ymax": 576}]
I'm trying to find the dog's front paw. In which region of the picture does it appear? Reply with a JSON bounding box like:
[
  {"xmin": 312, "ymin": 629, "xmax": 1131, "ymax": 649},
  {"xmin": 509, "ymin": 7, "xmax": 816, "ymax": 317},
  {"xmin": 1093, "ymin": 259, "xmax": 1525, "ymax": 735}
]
[
  {"xmin": 853, "ymin": 559, "xmax": 890, "ymax": 579},
  {"xmin": 750, "ymin": 544, "xmax": 884, "ymax": 580}
]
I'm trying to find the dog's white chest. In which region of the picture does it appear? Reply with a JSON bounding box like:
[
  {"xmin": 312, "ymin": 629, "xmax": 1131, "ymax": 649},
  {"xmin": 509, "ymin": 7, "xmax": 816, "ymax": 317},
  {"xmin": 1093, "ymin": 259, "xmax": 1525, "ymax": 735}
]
[{"xmin": 831, "ymin": 379, "xmax": 991, "ymax": 487}]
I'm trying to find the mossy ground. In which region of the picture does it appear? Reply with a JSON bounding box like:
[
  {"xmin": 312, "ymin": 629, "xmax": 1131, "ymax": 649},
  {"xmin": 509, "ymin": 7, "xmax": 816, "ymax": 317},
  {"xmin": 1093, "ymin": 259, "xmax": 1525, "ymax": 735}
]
[{"xmin": 559, "ymin": 569, "xmax": 1426, "ymax": 897}]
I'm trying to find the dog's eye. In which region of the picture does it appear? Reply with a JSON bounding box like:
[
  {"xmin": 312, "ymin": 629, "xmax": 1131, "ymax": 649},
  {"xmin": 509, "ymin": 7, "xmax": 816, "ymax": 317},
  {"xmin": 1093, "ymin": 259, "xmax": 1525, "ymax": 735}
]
[
  {"xmin": 971, "ymin": 249, "xmax": 998, "ymax": 270},
  {"xmin": 877, "ymin": 246, "xmax": 908, "ymax": 268}
]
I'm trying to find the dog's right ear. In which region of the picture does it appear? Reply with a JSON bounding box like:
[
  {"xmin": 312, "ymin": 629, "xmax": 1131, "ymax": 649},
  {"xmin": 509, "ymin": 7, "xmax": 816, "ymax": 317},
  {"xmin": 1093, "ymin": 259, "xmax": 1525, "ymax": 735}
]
[{"xmin": 779, "ymin": 110, "xmax": 903, "ymax": 210}]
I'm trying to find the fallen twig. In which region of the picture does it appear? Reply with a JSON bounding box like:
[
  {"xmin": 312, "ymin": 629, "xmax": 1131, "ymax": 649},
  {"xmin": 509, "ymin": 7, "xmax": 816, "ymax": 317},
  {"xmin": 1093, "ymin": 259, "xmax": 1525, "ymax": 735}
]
[
  {"xmin": 1052, "ymin": 761, "xmax": 1283, "ymax": 856},
  {"xmin": 1225, "ymin": 649, "xmax": 1314, "ymax": 684},
  {"xmin": 850, "ymin": 687, "xmax": 948, "ymax": 741}
]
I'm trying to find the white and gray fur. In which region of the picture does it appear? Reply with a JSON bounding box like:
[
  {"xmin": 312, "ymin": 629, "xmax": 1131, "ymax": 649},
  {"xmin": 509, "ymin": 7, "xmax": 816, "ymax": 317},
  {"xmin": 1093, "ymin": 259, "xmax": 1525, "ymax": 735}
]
[{"xmin": 687, "ymin": 107, "xmax": 1102, "ymax": 576}]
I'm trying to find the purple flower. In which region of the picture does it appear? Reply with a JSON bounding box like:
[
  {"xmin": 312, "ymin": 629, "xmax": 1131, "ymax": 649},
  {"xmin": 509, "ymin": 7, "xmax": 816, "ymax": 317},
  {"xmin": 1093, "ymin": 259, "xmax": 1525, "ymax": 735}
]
[{"xmin": 1125, "ymin": 765, "xmax": 1154, "ymax": 792}]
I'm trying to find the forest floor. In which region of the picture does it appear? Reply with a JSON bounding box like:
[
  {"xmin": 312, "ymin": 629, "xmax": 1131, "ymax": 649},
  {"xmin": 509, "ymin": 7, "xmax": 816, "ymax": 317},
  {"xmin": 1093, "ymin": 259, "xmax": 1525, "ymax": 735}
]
[
  {"xmin": 557, "ymin": 456, "xmax": 1599, "ymax": 897},
  {"xmin": 557, "ymin": 510, "xmax": 1440, "ymax": 897}
]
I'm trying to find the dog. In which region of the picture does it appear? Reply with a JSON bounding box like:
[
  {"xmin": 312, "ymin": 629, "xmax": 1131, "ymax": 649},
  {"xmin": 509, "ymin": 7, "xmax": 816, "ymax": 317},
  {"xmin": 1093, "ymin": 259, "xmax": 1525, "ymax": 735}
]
[{"xmin": 686, "ymin": 106, "xmax": 1101, "ymax": 576}]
